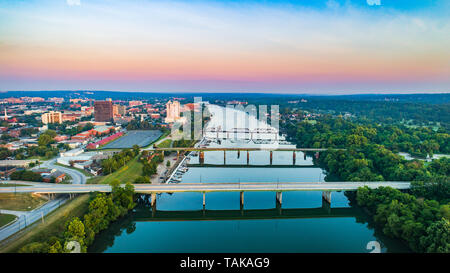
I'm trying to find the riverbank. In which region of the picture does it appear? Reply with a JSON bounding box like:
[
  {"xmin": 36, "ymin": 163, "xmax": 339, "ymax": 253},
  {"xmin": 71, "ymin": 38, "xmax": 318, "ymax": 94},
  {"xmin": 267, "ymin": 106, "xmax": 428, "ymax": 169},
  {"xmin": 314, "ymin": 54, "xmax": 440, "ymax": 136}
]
[{"xmin": 0, "ymin": 194, "xmax": 90, "ymax": 253}]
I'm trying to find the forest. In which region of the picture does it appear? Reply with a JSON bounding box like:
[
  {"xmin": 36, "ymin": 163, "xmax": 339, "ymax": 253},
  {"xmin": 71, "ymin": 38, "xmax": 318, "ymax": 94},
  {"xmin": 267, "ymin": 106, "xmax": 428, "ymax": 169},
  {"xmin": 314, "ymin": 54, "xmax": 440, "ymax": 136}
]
[{"xmin": 282, "ymin": 102, "xmax": 449, "ymax": 253}]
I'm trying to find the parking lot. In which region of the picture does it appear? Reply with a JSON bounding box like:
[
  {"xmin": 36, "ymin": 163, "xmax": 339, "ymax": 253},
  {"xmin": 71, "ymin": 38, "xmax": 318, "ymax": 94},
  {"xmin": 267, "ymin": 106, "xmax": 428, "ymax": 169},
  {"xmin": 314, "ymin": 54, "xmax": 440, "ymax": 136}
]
[{"xmin": 102, "ymin": 130, "xmax": 163, "ymax": 149}]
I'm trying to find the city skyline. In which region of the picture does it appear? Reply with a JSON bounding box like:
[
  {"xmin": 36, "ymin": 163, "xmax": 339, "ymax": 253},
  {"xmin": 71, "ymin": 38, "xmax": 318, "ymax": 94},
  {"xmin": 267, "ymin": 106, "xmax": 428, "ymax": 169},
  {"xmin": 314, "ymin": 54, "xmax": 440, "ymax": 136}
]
[{"xmin": 0, "ymin": 0, "xmax": 449, "ymax": 94}]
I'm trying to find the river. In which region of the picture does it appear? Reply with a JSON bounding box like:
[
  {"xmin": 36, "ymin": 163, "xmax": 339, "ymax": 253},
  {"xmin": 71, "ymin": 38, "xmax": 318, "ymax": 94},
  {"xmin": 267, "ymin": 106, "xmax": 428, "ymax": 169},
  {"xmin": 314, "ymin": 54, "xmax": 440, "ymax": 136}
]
[{"xmin": 89, "ymin": 104, "xmax": 410, "ymax": 253}]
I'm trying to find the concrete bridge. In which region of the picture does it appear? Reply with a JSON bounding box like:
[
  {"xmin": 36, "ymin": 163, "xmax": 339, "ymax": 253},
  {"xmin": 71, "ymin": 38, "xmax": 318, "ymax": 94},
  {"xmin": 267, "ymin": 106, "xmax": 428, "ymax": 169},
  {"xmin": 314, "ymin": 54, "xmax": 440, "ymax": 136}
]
[
  {"xmin": 152, "ymin": 147, "xmax": 339, "ymax": 152},
  {"xmin": 204, "ymin": 127, "xmax": 280, "ymax": 140},
  {"xmin": 152, "ymin": 147, "xmax": 345, "ymax": 164},
  {"xmin": 0, "ymin": 181, "xmax": 411, "ymax": 208},
  {"xmin": 186, "ymin": 164, "xmax": 316, "ymax": 168}
]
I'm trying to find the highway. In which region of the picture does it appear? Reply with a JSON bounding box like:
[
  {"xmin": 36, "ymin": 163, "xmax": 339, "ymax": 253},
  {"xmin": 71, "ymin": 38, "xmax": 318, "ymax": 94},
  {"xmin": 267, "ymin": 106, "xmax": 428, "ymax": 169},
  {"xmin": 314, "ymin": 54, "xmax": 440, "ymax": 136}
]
[
  {"xmin": 38, "ymin": 158, "xmax": 87, "ymax": 184},
  {"xmin": 0, "ymin": 181, "xmax": 411, "ymax": 194},
  {"xmin": 0, "ymin": 158, "xmax": 87, "ymax": 243},
  {"xmin": 0, "ymin": 197, "xmax": 67, "ymax": 243}
]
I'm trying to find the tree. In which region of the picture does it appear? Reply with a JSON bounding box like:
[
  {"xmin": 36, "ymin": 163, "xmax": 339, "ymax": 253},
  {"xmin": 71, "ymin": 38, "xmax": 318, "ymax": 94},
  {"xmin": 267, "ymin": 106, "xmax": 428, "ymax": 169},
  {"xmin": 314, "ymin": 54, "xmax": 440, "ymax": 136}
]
[
  {"xmin": 38, "ymin": 134, "xmax": 53, "ymax": 147},
  {"xmin": 420, "ymin": 218, "xmax": 450, "ymax": 253},
  {"xmin": 18, "ymin": 242, "xmax": 49, "ymax": 253},
  {"xmin": 134, "ymin": 176, "xmax": 150, "ymax": 183},
  {"xmin": 64, "ymin": 217, "xmax": 86, "ymax": 252}
]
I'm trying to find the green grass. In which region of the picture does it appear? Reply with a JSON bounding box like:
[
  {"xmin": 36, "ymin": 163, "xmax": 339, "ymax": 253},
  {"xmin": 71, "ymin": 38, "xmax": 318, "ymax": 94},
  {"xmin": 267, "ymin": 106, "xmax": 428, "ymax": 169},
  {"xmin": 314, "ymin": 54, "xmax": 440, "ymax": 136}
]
[
  {"xmin": 0, "ymin": 184, "xmax": 28, "ymax": 187},
  {"xmin": 303, "ymin": 119, "xmax": 317, "ymax": 124},
  {"xmin": 0, "ymin": 214, "xmax": 16, "ymax": 228},
  {"xmin": 142, "ymin": 130, "xmax": 170, "ymax": 149},
  {"xmin": 158, "ymin": 139, "xmax": 172, "ymax": 148},
  {"xmin": 0, "ymin": 193, "xmax": 47, "ymax": 211},
  {"xmin": 0, "ymin": 194, "xmax": 91, "ymax": 253},
  {"xmin": 87, "ymin": 157, "xmax": 143, "ymax": 184}
]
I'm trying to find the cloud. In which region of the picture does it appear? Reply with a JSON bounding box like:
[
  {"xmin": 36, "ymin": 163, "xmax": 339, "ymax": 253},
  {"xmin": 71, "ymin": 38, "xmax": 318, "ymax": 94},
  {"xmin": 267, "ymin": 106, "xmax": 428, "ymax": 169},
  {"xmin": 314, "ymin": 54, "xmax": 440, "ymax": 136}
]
[
  {"xmin": 366, "ymin": 0, "xmax": 381, "ymax": 6},
  {"xmin": 326, "ymin": 0, "xmax": 340, "ymax": 9},
  {"xmin": 67, "ymin": 0, "xmax": 81, "ymax": 6}
]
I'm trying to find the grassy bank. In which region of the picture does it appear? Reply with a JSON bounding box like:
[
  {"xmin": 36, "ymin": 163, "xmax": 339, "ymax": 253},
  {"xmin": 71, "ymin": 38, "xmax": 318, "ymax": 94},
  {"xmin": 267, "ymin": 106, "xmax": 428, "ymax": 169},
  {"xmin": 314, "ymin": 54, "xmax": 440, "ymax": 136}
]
[
  {"xmin": 87, "ymin": 157, "xmax": 143, "ymax": 184},
  {"xmin": 0, "ymin": 194, "xmax": 91, "ymax": 253},
  {"xmin": 0, "ymin": 193, "xmax": 47, "ymax": 211},
  {"xmin": 0, "ymin": 214, "xmax": 16, "ymax": 228},
  {"xmin": 0, "ymin": 184, "xmax": 27, "ymax": 187}
]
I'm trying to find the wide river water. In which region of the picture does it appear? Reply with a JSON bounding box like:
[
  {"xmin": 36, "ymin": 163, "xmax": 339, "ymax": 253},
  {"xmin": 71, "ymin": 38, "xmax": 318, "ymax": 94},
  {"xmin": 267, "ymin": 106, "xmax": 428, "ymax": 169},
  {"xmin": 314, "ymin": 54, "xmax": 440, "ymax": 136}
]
[{"xmin": 89, "ymin": 105, "xmax": 410, "ymax": 253}]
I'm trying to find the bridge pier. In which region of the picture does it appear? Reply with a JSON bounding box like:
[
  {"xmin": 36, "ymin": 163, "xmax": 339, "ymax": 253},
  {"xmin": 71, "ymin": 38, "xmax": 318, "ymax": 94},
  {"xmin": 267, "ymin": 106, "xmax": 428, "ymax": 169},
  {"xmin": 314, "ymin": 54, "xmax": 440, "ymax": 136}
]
[
  {"xmin": 151, "ymin": 193, "xmax": 157, "ymax": 207},
  {"xmin": 237, "ymin": 150, "xmax": 240, "ymax": 158},
  {"xmin": 322, "ymin": 197, "xmax": 331, "ymax": 214},
  {"xmin": 270, "ymin": 151, "xmax": 273, "ymax": 165},
  {"xmin": 247, "ymin": 151, "xmax": 249, "ymax": 165},
  {"xmin": 240, "ymin": 191, "xmax": 244, "ymax": 208},
  {"xmin": 293, "ymin": 151, "xmax": 296, "ymax": 165},
  {"xmin": 322, "ymin": 191, "xmax": 331, "ymax": 204},
  {"xmin": 199, "ymin": 151, "xmax": 205, "ymax": 164},
  {"xmin": 304, "ymin": 153, "xmax": 307, "ymax": 160},
  {"xmin": 224, "ymin": 151, "xmax": 226, "ymax": 165},
  {"xmin": 276, "ymin": 199, "xmax": 282, "ymax": 214},
  {"xmin": 276, "ymin": 192, "xmax": 282, "ymax": 206},
  {"xmin": 203, "ymin": 192, "xmax": 206, "ymax": 208},
  {"xmin": 177, "ymin": 150, "xmax": 180, "ymax": 159}
]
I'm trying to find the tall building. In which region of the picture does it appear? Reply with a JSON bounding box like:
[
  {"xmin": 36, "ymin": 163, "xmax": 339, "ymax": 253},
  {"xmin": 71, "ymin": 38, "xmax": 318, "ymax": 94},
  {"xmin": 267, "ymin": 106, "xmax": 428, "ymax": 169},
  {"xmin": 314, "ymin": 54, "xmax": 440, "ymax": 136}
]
[
  {"xmin": 165, "ymin": 100, "xmax": 181, "ymax": 123},
  {"xmin": 113, "ymin": 104, "xmax": 127, "ymax": 116},
  {"xmin": 41, "ymin": 111, "xmax": 62, "ymax": 124},
  {"xmin": 94, "ymin": 101, "xmax": 113, "ymax": 122}
]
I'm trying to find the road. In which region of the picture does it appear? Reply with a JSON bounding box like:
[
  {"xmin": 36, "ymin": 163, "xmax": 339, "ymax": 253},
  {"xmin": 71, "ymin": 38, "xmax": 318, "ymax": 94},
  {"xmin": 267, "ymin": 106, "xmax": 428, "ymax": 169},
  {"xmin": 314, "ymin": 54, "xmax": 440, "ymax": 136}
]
[
  {"xmin": 0, "ymin": 181, "xmax": 411, "ymax": 194},
  {"xmin": 0, "ymin": 157, "xmax": 87, "ymax": 243},
  {"xmin": 38, "ymin": 158, "xmax": 87, "ymax": 184},
  {"xmin": 0, "ymin": 197, "xmax": 68, "ymax": 243}
]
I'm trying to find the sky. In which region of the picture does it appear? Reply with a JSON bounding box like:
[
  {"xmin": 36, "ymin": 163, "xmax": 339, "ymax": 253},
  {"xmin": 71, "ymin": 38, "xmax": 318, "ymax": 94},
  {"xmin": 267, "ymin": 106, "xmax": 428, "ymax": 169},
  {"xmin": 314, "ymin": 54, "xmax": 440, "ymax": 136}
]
[{"xmin": 0, "ymin": 0, "xmax": 449, "ymax": 94}]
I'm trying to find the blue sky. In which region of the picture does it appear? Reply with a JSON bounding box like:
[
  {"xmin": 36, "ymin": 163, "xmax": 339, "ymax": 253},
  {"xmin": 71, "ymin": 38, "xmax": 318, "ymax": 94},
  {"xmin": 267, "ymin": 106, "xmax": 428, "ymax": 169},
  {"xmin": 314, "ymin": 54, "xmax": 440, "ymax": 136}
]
[{"xmin": 0, "ymin": 0, "xmax": 449, "ymax": 94}]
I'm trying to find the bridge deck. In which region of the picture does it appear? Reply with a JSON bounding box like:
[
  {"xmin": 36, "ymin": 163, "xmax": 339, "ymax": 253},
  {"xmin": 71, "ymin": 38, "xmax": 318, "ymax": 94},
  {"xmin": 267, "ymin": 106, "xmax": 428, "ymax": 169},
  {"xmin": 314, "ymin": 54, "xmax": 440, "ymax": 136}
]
[
  {"xmin": 186, "ymin": 164, "xmax": 316, "ymax": 168},
  {"xmin": 153, "ymin": 147, "xmax": 343, "ymax": 152},
  {"xmin": 0, "ymin": 181, "xmax": 411, "ymax": 194}
]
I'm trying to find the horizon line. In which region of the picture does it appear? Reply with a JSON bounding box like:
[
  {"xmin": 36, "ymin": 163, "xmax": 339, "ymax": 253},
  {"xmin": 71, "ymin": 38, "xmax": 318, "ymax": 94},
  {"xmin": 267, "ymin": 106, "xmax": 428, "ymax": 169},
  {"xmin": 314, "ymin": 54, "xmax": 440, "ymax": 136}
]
[{"xmin": 1, "ymin": 90, "xmax": 449, "ymax": 96}]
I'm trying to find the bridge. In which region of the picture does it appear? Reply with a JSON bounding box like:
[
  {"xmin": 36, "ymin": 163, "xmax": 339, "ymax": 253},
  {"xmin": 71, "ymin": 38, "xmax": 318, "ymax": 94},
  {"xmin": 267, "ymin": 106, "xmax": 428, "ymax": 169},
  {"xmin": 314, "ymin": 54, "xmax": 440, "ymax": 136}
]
[
  {"xmin": 186, "ymin": 164, "xmax": 316, "ymax": 168},
  {"xmin": 204, "ymin": 127, "xmax": 280, "ymax": 140},
  {"xmin": 151, "ymin": 147, "xmax": 345, "ymax": 164},
  {"xmin": 0, "ymin": 181, "xmax": 411, "ymax": 208},
  {"xmin": 152, "ymin": 147, "xmax": 339, "ymax": 152}
]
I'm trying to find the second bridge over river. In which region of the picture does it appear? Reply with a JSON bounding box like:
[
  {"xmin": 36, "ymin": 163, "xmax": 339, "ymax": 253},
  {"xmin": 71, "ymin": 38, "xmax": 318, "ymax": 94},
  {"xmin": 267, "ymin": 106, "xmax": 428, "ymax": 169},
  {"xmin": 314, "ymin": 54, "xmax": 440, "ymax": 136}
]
[{"xmin": 151, "ymin": 147, "xmax": 347, "ymax": 164}]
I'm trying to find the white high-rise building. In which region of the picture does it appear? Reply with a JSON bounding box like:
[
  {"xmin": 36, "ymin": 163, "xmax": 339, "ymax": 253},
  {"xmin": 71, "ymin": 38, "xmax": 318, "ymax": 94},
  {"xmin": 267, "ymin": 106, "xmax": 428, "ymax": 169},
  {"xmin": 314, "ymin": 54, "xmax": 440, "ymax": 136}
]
[
  {"xmin": 165, "ymin": 100, "xmax": 181, "ymax": 123},
  {"xmin": 41, "ymin": 111, "xmax": 62, "ymax": 124}
]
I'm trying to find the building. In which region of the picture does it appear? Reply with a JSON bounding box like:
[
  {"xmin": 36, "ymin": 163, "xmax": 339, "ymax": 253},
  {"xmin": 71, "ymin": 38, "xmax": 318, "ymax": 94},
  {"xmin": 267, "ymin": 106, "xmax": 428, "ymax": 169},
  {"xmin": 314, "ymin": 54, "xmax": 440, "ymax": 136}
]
[
  {"xmin": 94, "ymin": 100, "xmax": 113, "ymax": 122},
  {"xmin": 48, "ymin": 97, "xmax": 64, "ymax": 104},
  {"xmin": 113, "ymin": 104, "xmax": 127, "ymax": 116},
  {"xmin": 41, "ymin": 111, "xmax": 62, "ymax": 124},
  {"xmin": 129, "ymin": 101, "xmax": 143, "ymax": 107},
  {"xmin": 0, "ymin": 166, "xmax": 17, "ymax": 179},
  {"xmin": 62, "ymin": 112, "xmax": 82, "ymax": 122},
  {"xmin": 0, "ymin": 160, "xmax": 35, "ymax": 168},
  {"xmin": 165, "ymin": 100, "xmax": 181, "ymax": 123}
]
